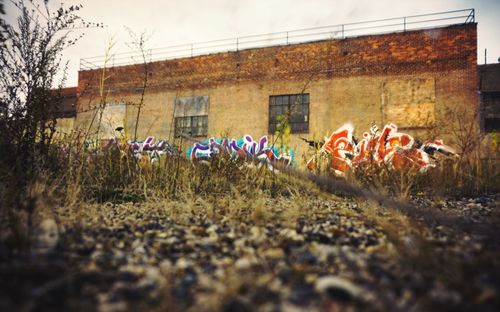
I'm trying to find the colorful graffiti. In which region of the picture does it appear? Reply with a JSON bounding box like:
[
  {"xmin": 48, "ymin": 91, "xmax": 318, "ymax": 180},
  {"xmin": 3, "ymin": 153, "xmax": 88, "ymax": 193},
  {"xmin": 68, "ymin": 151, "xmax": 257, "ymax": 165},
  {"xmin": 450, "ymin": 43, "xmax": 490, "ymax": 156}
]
[
  {"xmin": 187, "ymin": 135, "xmax": 294, "ymax": 167},
  {"xmin": 126, "ymin": 136, "xmax": 177, "ymax": 164},
  {"xmin": 306, "ymin": 123, "xmax": 457, "ymax": 175},
  {"xmin": 100, "ymin": 135, "xmax": 178, "ymax": 165},
  {"xmin": 82, "ymin": 124, "xmax": 456, "ymax": 175}
]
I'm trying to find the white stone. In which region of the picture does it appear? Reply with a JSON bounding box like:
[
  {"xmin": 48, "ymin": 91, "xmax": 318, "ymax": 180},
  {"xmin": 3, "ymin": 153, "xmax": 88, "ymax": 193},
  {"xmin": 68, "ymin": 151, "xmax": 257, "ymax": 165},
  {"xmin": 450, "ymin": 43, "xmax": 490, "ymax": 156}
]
[
  {"xmin": 315, "ymin": 275, "xmax": 363, "ymax": 299},
  {"xmin": 33, "ymin": 219, "xmax": 59, "ymax": 254}
]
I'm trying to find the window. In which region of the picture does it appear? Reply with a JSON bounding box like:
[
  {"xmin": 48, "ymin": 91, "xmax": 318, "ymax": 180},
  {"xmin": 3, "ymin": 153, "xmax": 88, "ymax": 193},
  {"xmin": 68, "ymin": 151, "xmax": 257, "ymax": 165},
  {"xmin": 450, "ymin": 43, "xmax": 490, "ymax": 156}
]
[
  {"xmin": 269, "ymin": 93, "xmax": 309, "ymax": 133},
  {"xmin": 174, "ymin": 96, "xmax": 209, "ymax": 137},
  {"xmin": 482, "ymin": 91, "xmax": 500, "ymax": 133},
  {"xmin": 175, "ymin": 115, "xmax": 208, "ymax": 137}
]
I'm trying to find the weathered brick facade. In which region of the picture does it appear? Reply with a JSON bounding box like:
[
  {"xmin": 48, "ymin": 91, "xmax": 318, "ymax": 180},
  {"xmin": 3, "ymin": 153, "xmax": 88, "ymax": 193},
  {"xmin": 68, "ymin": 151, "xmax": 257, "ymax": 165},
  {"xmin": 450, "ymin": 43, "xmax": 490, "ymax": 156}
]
[{"xmin": 76, "ymin": 23, "xmax": 478, "ymax": 159}]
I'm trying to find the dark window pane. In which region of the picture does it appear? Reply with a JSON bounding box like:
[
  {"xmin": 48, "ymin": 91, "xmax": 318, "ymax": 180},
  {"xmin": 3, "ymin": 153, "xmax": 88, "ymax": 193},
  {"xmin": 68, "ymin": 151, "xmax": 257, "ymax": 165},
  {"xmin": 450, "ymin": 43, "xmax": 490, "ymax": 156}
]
[
  {"xmin": 293, "ymin": 123, "xmax": 306, "ymax": 132},
  {"xmin": 268, "ymin": 93, "xmax": 309, "ymax": 134},
  {"xmin": 174, "ymin": 115, "xmax": 208, "ymax": 137},
  {"xmin": 290, "ymin": 114, "xmax": 304, "ymax": 123},
  {"xmin": 485, "ymin": 118, "xmax": 500, "ymax": 132}
]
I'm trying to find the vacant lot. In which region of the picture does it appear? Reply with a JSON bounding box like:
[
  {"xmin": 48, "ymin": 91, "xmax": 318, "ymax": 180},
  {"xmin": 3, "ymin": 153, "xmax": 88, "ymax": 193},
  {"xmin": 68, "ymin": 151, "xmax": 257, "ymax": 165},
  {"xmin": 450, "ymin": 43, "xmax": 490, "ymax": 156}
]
[{"xmin": 1, "ymin": 167, "xmax": 498, "ymax": 311}]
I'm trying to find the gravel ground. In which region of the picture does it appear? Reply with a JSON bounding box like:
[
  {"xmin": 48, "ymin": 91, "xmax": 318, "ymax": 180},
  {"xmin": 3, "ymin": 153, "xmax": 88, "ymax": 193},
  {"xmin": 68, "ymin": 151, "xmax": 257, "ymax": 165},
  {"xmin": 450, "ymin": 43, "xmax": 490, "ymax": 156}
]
[{"xmin": 0, "ymin": 194, "xmax": 498, "ymax": 312}]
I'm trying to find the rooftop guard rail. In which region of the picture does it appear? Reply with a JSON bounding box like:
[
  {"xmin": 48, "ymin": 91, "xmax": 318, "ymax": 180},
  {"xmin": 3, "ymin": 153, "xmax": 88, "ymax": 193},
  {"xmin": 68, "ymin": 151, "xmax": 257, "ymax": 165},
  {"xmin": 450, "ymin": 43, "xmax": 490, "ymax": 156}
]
[{"xmin": 79, "ymin": 8, "xmax": 475, "ymax": 71}]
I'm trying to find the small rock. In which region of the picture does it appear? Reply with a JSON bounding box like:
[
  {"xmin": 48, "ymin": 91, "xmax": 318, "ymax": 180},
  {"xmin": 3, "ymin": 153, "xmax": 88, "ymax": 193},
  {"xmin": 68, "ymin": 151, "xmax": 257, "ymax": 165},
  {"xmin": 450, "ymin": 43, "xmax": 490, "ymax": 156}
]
[
  {"xmin": 262, "ymin": 248, "xmax": 285, "ymax": 260},
  {"xmin": 250, "ymin": 226, "xmax": 266, "ymax": 243},
  {"xmin": 175, "ymin": 258, "xmax": 192, "ymax": 269},
  {"xmin": 235, "ymin": 257, "xmax": 253, "ymax": 270},
  {"xmin": 206, "ymin": 224, "xmax": 218, "ymax": 235},
  {"xmin": 310, "ymin": 243, "xmax": 339, "ymax": 262},
  {"xmin": 157, "ymin": 232, "xmax": 168, "ymax": 239},
  {"xmin": 116, "ymin": 241, "xmax": 125, "ymax": 249},
  {"xmin": 280, "ymin": 229, "xmax": 304, "ymax": 242},
  {"xmin": 33, "ymin": 219, "xmax": 59, "ymax": 255},
  {"xmin": 315, "ymin": 276, "xmax": 363, "ymax": 302},
  {"xmin": 159, "ymin": 259, "xmax": 172, "ymax": 274}
]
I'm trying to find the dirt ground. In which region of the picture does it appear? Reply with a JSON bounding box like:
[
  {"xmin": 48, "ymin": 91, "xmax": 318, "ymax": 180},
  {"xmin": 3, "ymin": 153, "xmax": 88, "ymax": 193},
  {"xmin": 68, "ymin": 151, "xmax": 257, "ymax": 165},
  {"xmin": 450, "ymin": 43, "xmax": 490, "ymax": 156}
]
[{"xmin": 0, "ymin": 193, "xmax": 498, "ymax": 312}]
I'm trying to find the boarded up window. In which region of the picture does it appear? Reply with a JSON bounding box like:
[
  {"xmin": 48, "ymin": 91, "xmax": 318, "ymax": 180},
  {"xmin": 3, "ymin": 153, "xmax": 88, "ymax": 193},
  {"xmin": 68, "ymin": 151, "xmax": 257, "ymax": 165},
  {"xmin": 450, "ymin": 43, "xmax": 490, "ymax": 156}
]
[
  {"xmin": 174, "ymin": 96, "xmax": 209, "ymax": 137},
  {"xmin": 382, "ymin": 78, "xmax": 435, "ymax": 128},
  {"xmin": 100, "ymin": 103, "xmax": 125, "ymax": 138}
]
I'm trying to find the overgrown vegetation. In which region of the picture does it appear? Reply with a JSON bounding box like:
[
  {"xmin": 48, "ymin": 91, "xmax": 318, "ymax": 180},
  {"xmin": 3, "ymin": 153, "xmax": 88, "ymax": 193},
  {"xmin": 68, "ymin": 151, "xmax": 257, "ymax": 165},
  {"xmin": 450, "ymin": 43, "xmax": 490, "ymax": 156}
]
[
  {"xmin": 0, "ymin": 1, "xmax": 497, "ymax": 257},
  {"xmin": 0, "ymin": 2, "xmax": 498, "ymax": 311},
  {"xmin": 0, "ymin": 0, "xmax": 103, "ymax": 250}
]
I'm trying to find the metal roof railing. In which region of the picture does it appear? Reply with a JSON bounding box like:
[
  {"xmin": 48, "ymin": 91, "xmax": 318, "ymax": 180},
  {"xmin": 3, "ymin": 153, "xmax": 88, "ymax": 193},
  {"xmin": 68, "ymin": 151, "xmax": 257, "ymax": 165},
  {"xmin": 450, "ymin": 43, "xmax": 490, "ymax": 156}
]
[{"xmin": 79, "ymin": 8, "xmax": 475, "ymax": 71}]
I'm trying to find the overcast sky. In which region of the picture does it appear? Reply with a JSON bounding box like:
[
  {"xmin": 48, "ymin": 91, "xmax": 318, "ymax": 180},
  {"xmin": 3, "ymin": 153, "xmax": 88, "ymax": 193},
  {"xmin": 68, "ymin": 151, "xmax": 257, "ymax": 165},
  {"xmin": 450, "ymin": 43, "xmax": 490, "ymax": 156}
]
[{"xmin": 4, "ymin": 0, "xmax": 500, "ymax": 87}]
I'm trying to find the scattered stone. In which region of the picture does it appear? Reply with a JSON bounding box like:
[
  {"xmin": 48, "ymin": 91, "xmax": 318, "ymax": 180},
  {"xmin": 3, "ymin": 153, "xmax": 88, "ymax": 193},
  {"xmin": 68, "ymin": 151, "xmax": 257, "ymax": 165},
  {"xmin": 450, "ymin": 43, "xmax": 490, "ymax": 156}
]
[
  {"xmin": 280, "ymin": 229, "xmax": 304, "ymax": 243},
  {"xmin": 262, "ymin": 247, "xmax": 285, "ymax": 260},
  {"xmin": 315, "ymin": 276, "xmax": 363, "ymax": 302},
  {"xmin": 234, "ymin": 257, "xmax": 253, "ymax": 270},
  {"xmin": 2, "ymin": 194, "xmax": 497, "ymax": 311}
]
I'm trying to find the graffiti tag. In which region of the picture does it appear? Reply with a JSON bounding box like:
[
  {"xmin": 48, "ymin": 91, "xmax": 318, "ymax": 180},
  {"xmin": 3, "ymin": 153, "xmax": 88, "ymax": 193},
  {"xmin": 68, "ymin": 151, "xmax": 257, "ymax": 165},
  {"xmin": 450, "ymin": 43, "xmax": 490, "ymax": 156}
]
[
  {"xmin": 306, "ymin": 123, "xmax": 457, "ymax": 175},
  {"xmin": 187, "ymin": 135, "xmax": 294, "ymax": 167}
]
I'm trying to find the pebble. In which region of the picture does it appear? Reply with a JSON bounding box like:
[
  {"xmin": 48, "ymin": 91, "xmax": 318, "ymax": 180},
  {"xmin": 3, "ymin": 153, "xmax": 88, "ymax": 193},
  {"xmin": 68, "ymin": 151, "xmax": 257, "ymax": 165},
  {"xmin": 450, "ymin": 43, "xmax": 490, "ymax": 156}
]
[
  {"xmin": 262, "ymin": 248, "xmax": 285, "ymax": 259},
  {"xmin": 2, "ymin": 194, "xmax": 494, "ymax": 311},
  {"xmin": 280, "ymin": 229, "xmax": 304, "ymax": 242},
  {"xmin": 175, "ymin": 258, "xmax": 192, "ymax": 269},
  {"xmin": 32, "ymin": 219, "xmax": 59, "ymax": 255},
  {"xmin": 315, "ymin": 276, "xmax": 363, "ymax": 302}
]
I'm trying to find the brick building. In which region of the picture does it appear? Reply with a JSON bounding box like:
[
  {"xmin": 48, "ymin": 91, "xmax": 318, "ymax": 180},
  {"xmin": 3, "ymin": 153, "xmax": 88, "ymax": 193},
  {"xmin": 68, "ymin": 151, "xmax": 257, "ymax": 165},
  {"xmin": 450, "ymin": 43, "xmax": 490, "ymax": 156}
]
[
  {"xmin": 49, "ymin": 87, "xmax": 77, "ymax": 138},
  {"xmin": 75, "ymin": 12, "xmax": 478, "ymax": 160}
]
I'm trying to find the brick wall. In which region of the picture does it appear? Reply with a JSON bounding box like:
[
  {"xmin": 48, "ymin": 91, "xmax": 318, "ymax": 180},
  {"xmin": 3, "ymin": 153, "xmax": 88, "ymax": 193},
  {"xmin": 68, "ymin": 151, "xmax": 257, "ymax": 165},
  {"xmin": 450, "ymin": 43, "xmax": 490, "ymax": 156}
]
[{"xmin": 76, "ymin": 23, "xmax": 477, "ymax": 160}]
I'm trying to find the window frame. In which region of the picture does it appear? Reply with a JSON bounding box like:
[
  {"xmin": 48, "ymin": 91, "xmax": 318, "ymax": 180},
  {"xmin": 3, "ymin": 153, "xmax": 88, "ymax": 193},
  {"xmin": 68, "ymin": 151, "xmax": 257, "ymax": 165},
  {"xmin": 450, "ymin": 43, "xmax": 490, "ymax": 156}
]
[
  {"xmin": 173, "ymin": 95, "xmax": 209, "ymax": 138},
  {"xmin": 174, "ymin": 115, "xmax": 208, "ymax": 138},
  {"xmin": 481, "ymin": 91, "xmax": 500, "ymax": 133},
  {"xmin": 268, "ymin": 93, "xmax": 309, "ymax": 134}
]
